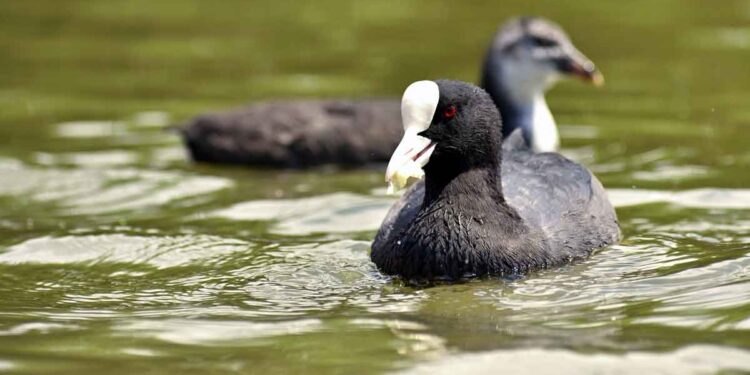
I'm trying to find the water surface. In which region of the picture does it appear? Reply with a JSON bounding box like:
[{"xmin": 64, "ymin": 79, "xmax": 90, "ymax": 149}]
[{"xmin": 1, "ymin": 1, "xmax": 749, "ymax": 374}]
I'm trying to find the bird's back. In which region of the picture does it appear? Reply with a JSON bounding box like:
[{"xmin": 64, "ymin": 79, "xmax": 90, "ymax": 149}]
[
  {"xmin": 180, "ymin": 99, "xmax": 402, "ymax": 167},
  {"xmin": 502, "ymin": 148, "xmax": 619, "ymax": 255}
]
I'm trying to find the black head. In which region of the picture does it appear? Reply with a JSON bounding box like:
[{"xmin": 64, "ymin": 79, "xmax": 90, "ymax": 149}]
[
  {"xmin": 420, "ymin": 80, "xmax": 502, "ymax": 174},
  {"xmin": 385, "ymin": 80, "xmax": 503, "ymax": 193}
]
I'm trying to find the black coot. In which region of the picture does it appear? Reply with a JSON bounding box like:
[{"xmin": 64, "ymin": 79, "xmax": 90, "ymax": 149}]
[
  {"xmin": 179, "ymin": 17, "xmax": 602, "ymax": 168},
  {"xmin": 371, "ymin": 80, "xmax": 618, "ymax": 281}
]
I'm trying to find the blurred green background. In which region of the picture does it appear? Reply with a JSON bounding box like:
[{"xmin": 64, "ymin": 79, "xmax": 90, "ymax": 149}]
[{"xmin": 2, "ymin": 0, "xmax": 750, "ymax": 185}]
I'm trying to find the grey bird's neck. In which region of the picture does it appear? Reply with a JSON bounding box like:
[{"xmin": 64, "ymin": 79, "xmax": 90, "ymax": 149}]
[{"xmin": 481, "ymin": 57, "xmax": 559, "ymax": 153}]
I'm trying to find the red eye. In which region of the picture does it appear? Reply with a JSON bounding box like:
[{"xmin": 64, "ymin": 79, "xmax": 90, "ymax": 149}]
[{"xmin": 443, "ymin": 105, "xmax": 457, "ymax": 119}]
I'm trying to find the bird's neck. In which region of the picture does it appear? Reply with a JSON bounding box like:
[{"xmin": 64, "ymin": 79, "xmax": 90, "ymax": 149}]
[
  {"xmin": 423, "ymin": 164, "xmax": 505, "ymax": 210},
  {"xmin": 481, "ymin": 62, "xmax": 560, "ymax": 153},
  {"xmin": 521, "ymin": 94, "xmax": 559, "ymax": 153}
]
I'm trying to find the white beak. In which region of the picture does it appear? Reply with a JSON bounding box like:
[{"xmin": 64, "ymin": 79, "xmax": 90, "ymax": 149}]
[{"xmin": 385, "ymin": 81, "xmax": 440, "ymax": 194}]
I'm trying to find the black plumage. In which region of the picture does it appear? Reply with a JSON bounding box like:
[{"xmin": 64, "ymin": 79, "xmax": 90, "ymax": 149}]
[
  {"xmin": 371, "ymin": 80, "xmax": 618, "ymax": 282},
  {"xmin": 180, "ymin": 99, "xmax": 401, "ymax": 168}
]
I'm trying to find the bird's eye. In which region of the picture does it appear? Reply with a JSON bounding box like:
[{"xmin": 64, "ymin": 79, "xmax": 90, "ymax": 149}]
[
  {"xmin": 531, "ymin": 36, "xmax": 556, "ymax": 47},
  {"xmin": 443, "ymin": 105, "xmax": 457, "ymax": 120}
]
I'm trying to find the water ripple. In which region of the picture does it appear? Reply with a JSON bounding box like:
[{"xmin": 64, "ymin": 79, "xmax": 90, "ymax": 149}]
[
  {"xmin": 0, "ymin": 162, "xmax": 233, "ymax": 217},
  {"xmin": 210, "ymin": 192, "xmax": 394, "ymax": 235},
  {"xmin": 609, "ymin": 188, "xmax": 750, "ymax": 209},
  {"xmin": 0, "ymin": 234, "xmax": 250, "ymax": 269},
  {"xmin": 114, "ymin": 318, "xmax": 324, "ymax": 346},
  {"xmin": 399, "ymin": 345, "xmax": 750, "ymax": 375}
]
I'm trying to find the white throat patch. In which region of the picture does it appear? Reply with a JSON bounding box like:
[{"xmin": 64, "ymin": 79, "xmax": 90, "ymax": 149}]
[{"xmin": 530, "ymin": 95, "xmax": 560, "ymax": 152}]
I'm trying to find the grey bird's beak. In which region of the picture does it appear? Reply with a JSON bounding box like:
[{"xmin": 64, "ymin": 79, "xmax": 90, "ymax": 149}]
[{"xmin": 557, "ymin": 47, "xmax": 604, "ymax": 86}]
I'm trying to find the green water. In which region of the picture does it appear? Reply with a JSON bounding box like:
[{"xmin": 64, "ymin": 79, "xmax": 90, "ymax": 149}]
[{"xmin": 1, "ymin": 1, "xmax": 750, "ymax": 374}]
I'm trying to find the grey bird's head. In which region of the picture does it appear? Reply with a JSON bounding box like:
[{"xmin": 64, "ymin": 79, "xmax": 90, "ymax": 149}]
[{"xmin": 483, "ymin": 16, "xmax": 603, "ymax": 104}]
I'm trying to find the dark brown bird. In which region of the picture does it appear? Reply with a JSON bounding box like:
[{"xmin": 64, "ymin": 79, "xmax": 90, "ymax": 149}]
[{"xmin": 178, "ymin": 16, "xmax": 602, "ymax": 168}]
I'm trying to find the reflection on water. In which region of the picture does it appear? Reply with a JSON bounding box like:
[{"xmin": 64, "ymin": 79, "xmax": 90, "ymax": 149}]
[
  {"xmin": 115, "ymin": 318, "xmax": 325, "ymax": 345},
  {"xmin": 210, "ymin": 193, "xmax": 394, "ymax": 235},
  {"xmin": 609, "ymin": 188, "xmax": 750, "ymax": 209},
  {"xmin": 1, "ymin": 0, "xmax": 750, "ymax": 374},
  {"xmin": 0, "ymin": 161, "xmax": 233, "ymax": 216},
  {"xmin": 401, "ymin": 345, "xmax": 750, "ymax": 375},
  {"xmin": 0, "ymin": 234, "xmax": 250, "ymax": 269},
  {"xmin": 55, "ymin": 121, "xmax": 127, "ymax": 138}
]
